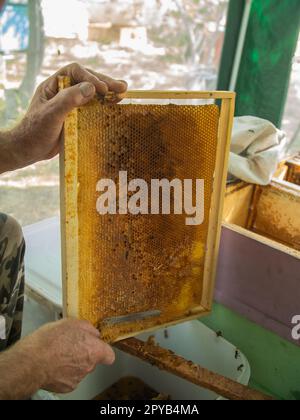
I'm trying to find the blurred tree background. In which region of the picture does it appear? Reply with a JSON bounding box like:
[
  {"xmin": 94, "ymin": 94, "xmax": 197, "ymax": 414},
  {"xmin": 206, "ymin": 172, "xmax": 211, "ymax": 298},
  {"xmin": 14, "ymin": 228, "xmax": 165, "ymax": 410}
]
[
  {"xmin": 0, "ymin": 0, "xmax": 229, "ymax": 228},
  {"xmin": 0, "ymin": 0, "xmax": 228, "ymax": 128},
  {"xmin": 0, "ymin": 0, "xmax": 44, "ymax": 126}
]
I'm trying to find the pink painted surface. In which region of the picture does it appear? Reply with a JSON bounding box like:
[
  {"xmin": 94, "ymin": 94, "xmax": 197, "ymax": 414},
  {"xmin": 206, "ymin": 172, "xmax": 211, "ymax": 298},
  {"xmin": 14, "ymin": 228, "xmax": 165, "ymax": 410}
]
[{"xmin": 215, "ymin": 226, "xmax": 300, "ymax": 346}]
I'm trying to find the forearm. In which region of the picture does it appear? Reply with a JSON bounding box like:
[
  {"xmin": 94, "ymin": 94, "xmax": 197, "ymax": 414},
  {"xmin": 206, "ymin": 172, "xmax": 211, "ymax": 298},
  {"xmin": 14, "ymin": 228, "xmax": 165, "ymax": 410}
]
[
  {"xmin": 0, "ymin": 130, "xmax": 24, "ymax": 175},
  {"xmin": 0, "ymin": 340, "xmax": 44, "ymax": 400}
]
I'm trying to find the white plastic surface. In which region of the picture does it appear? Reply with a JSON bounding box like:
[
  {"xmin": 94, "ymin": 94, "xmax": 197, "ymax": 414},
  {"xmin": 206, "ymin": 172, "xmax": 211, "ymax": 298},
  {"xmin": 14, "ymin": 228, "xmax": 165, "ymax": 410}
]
[{"xmin": 23, "ymin": 217, "xmax": 62, "ymax": 308}]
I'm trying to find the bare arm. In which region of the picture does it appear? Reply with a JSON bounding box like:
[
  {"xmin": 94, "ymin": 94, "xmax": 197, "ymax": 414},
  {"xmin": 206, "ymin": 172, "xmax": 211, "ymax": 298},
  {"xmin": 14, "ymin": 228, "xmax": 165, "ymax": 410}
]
[
  {"xmin": 0, "ymin": 319, "xmax": 115, "ymax": 400},
  {"xmin": 0, "ymin": 337, "xmax": 43, "ymax": 400},
  {"xmin": 0, "ymin": 130, "xmax": 22, "ymax": 174}
]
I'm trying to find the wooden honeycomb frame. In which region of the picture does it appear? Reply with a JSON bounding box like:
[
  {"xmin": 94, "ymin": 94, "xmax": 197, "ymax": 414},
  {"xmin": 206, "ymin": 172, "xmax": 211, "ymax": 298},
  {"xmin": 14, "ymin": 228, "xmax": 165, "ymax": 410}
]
[{"xmin": 59, "ymin": 77, "xmax": 235, "ymax": 342}]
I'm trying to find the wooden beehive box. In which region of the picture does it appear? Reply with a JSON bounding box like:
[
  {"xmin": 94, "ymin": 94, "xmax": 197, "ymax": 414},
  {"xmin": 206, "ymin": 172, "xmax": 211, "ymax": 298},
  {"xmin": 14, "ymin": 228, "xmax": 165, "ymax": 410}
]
[
  {"xmin": 223, "ymin": 179, "xmax": 300, "ymax": 254},
  {"xmin": 220, "ymin": 177, "xmax": 300, "ymax": 344},
  {"xmin": 60, "ymin": 78, "xmax": 235, "ymax": 342}
]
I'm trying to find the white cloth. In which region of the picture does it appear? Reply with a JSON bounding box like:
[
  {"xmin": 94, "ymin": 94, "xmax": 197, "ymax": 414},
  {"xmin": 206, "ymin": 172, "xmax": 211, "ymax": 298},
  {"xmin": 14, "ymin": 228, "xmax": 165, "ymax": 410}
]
[
  {"xmin": 229, "ymin": 116, "xmax": 288, "ymax": 185},
  {"xmin": 0, "ymin": 316, "xmax": 6, "ymax": 340}
]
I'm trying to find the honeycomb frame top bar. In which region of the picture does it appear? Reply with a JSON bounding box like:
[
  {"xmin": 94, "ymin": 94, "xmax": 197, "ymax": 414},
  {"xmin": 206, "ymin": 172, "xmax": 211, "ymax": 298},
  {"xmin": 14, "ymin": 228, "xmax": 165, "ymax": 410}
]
[{"xmin": 125, "ymin": 90, "xmax": 235, "ymax": 100}]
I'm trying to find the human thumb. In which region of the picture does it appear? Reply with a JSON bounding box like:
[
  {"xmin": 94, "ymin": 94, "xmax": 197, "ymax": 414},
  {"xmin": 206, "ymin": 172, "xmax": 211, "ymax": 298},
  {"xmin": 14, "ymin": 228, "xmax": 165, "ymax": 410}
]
[{"xmin": 49, "ymin": 82, "xmax": 96, "ymax": 118}]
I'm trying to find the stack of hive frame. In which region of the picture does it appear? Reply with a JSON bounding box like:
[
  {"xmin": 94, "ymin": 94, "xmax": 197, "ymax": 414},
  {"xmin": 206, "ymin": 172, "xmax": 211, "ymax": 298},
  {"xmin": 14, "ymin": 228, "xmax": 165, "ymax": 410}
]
[{"xmin": 60, "ymin": 77, "xmax": 235, "ymax": 342}]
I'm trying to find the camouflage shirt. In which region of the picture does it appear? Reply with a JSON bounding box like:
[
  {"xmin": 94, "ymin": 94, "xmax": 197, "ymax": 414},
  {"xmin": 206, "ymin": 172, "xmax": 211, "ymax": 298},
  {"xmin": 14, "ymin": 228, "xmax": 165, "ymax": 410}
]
[{"xmin": 0, "ymin": 213, "xmax": 25, "ymax": 352}]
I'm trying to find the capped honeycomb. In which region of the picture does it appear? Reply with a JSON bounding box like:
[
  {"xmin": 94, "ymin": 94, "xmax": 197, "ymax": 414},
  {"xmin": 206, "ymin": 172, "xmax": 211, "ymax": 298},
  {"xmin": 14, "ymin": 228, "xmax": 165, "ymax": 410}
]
[{"xmin": 66, "ymin": 99, "xmax": 220, "ymax": 341}]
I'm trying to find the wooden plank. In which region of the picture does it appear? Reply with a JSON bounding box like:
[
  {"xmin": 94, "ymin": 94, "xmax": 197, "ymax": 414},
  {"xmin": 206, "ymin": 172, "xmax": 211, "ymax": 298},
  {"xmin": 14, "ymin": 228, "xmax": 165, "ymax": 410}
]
[
  {"xmin": 223, "ymin": 182, "xmax": 254, "ymax": 227},
  {"xmin": 115, "ymin": 338, "xmax": 274, "ymax": 401},
  {"xmin": 125, "ymin": 90, "xmax": 235, "ymax": 100},
  {"xmin": 59, "ymin": 76, "xmax": 80, "ymax": 318},
  {"xmin": 223, "ymin": 222, "xmax": 300, "ymax": 260},
  {"xmin": 201, "ymin": 95, "xmax": 235, "ymax": 310},
  {"xmin": 216, "ymin": 224, "xmax": 300, "ymax": 345}
]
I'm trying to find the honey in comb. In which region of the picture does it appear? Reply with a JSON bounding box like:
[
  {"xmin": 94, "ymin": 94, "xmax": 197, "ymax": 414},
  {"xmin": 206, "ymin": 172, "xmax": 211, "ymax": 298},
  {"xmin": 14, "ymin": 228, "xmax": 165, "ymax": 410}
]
[{"xmin": 75, "ymin": 102, "xmax": 219, "ymax": 339}]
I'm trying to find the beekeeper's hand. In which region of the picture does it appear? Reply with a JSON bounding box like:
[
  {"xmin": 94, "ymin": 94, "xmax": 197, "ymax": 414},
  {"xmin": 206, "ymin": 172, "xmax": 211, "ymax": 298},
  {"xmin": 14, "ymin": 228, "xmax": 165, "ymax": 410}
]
[
  {"xmin": 1, "ymin": 63, "xmax": 127, "ymax": 173},
  {"xmin": 0, "ymin": 318, "xmax": 115, "ymax": 399}
]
